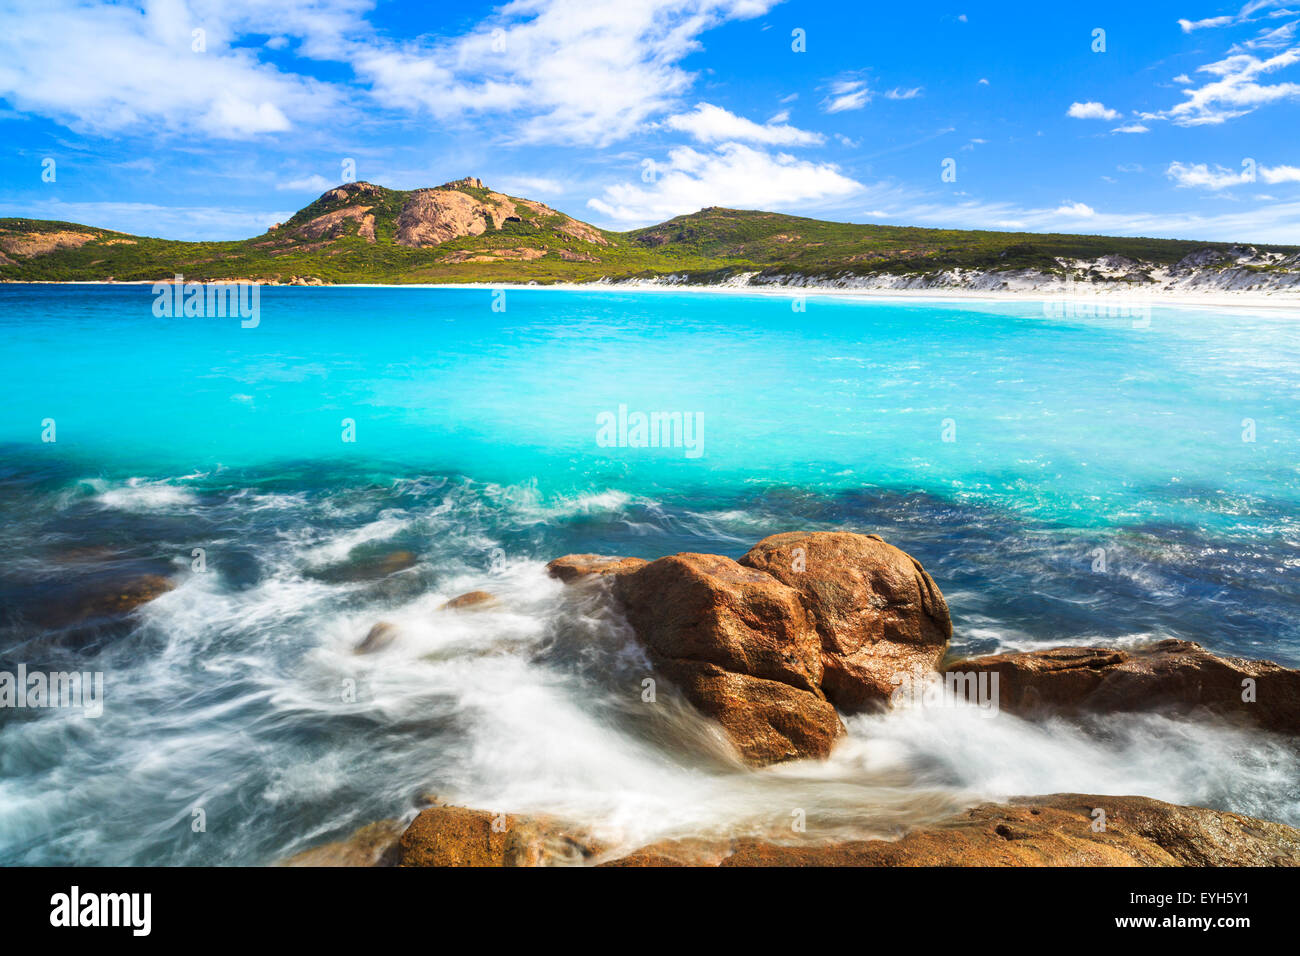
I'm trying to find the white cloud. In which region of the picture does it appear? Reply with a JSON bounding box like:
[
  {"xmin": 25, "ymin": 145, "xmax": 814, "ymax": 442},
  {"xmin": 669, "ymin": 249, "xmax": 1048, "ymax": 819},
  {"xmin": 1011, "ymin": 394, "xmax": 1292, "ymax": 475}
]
[
  {"xmin": 1112, "ymin": 123, "xmax": 1150, "ymax": 133},
  {"xmin": 663, "ymin": 102, "xmax": 824, "ymax": 145},
  {"xmin": 1165, "ymin": 161, "xmax": 1254, "ymax": 188},
  {"xmin": 885, "ymin": 87, "xmax": 923, "ymax": 99},
  {"xmin": 1260, "ymin": 163, "xmax": 1300, "ymax": 182},
  {"xmin": 977, "ymin": 77, "xmax": 990, "ymax": 85},
  {"xmin": 0, "ymin": 0, "xmax": 348, "ymax": 138},
  {"xmin": 586, "ymin": 142, "xmax": 862, "ymax": 224},
  {"xmin": 353, "ymin": 0, "xmax": 779, "ymax": 147},
  {"xmin": 1067, "ymin": 101, "xmax": 1122, "ymax": 120},
  {"xmin": 0, "ymin": 0, "xmax": 785, "ymax": 148},
  {"xmin": 1054, "ymin": 201, "xmax": 1096, "ymax": 217},
  {"xmin": 1179, "ymin": 15, "xmax": 1235, "ymax": 32}
]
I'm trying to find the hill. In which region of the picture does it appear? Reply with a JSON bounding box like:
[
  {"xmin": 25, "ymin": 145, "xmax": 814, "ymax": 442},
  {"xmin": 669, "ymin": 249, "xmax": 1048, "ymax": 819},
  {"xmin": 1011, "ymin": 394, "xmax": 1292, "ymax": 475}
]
[{"xmin": 2, "ymin": 178, "xmax": 1299, "ymax": 291}]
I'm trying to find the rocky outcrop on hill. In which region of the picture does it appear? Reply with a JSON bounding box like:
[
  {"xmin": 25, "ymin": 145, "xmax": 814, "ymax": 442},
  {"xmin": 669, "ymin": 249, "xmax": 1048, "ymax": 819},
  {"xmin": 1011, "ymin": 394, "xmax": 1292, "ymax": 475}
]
[
  {"xmin": 297, "ymin": 205, "xmax": 376, "ymax": 243},
  {"xmin": 394, "ymin": 180, "xmax": 608, "ymax": 249},
  {"xmin": 0, "ymin": 229, "xmax": 100, "ymax": 259},
  {"xmin": 547, "ymin": 531, "xmax": 950, "ymax": 765},
  {"xmin": 945, "ymin": 639, "xmax": 1300, "ymax": 734}
]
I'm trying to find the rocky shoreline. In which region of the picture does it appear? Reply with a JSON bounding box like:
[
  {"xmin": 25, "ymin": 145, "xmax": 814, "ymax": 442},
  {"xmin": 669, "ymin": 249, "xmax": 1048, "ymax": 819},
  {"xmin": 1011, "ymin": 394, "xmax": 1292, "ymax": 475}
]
[
  {"xmin": 32, "ymin": 529, "xmax": 1299, "ymax": 865},
  {"xmin": 280, "ymin": 530, "xmax": 1300, "ymax": 867},
  {"xmin": 290, "ymin": 793, "xmax": 1298, "ymax": 867}
]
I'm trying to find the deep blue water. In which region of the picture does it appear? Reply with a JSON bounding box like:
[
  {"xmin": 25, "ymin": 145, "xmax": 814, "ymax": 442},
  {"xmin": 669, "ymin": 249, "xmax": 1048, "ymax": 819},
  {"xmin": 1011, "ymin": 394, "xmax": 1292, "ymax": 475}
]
[{"xmin": 1, "ymin": 283, "xmax": 1298, "ymax": 865}]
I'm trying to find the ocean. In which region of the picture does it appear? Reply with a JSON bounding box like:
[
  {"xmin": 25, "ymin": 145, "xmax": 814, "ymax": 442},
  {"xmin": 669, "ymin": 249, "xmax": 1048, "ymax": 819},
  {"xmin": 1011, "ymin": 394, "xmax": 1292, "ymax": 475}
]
[{"xmin": 1, "ymin": 283, "xmax": 1298, "ymax": 864}]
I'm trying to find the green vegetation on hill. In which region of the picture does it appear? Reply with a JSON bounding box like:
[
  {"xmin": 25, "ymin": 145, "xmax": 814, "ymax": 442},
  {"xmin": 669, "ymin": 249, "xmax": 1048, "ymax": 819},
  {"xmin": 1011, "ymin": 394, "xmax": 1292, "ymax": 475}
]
[{"xmin": 1, "ymin": 181, "xmax": 1295, "ymax": 286}]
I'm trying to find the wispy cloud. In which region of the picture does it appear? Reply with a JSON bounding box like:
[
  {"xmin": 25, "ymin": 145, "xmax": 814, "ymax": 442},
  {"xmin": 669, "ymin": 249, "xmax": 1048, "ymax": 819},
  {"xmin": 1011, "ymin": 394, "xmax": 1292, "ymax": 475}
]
[
  {"xmin": 277, "ymin": 174, "xmax": 333, "ymax": 192},
  {"xmin": 823, "ymin": 78, "xmax": 871, "ymax": 113},
  {"xmin": 1150, "ymin": 46, "xmax": 1300, "ymax": 125},
  {"xmin": 2, "ymin": 198, "xmax": 293, "ymax": 240},
  {"xmin": 876, "ymin": 191, "xmax": 1300, "ymax": 242},
  {"xmin": 1167, "ymin": 159, "xmax": 1300, "ymax": 187},
  {"xmin": 1178, "ymin": 0, "xmax": 1293, "ymax": 33}
]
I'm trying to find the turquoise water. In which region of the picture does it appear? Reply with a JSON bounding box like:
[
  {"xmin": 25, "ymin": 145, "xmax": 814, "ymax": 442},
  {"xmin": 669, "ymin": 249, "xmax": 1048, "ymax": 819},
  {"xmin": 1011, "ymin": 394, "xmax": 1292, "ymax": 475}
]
[{"xmin": 1, "ymin": 283, "xmax": 1298, "ymax": 864}]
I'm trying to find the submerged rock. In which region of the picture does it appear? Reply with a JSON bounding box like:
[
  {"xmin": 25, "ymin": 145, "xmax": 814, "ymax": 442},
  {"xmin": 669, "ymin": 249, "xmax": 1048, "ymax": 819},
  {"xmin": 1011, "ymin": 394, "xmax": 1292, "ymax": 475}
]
[
  {"xmin": 602, "ymin": 794, "xmax": 1300, "ymax": 867},
  {"xmin": 310, "ymin": 549, "xmax": 417, "ymax": 584},
  {"xmin": 945, "ymin": 639, "xmax": 1300, "ymax": 734},
  {"xmin": 438, "ymin": 589, "xmax": 497, "ymax": 611},
  {"xmin": 76, "ymin": 574, "xmax": 176, "ymax": 618},
  {"xmin": 36, "ymin": 573, "xmax": 177, "ymax": 629},
  {"xmin": 397, "ymin": 806, "xmax": 602, "ymax": 867},
  {"xmin": 355, "ymin": 620, "xmax": 398, "ymax": 654},
  {"xmin": 280, "ymin": 820, "xmax": 403, "ymax": 866},
  {"xmin": 739, "ymin": 532, "xmax": 952, "ymax": 712}
]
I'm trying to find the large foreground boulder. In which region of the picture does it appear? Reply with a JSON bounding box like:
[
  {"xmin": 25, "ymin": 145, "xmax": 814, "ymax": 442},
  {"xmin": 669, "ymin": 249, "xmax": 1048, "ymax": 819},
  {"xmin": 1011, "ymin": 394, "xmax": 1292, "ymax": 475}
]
[
  {"xmin": 547, "ymin": 532, "xmax": 951, "ymax": 766},
  {"xmin": 613, "ymin": 553, "xmax": 841, "ymax": 766},
  {"xmin": 945, "ymin": 639, "xmax": 1300, "ymax": 734},
  {"xmin": 739, "ymin": 532, "xmax": 952, "ymax": 712},
  {"xmin": 601, "ymin": 794, "xmax": 1300, "ymax": 867}
]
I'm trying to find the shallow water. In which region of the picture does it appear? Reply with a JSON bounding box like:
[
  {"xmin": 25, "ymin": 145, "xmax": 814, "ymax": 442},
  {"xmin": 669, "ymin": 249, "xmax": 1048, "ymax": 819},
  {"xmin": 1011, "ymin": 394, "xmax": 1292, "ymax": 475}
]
[{"xmin": 1, "ymin": 285, "xmax": 1297, "ymax": 864}]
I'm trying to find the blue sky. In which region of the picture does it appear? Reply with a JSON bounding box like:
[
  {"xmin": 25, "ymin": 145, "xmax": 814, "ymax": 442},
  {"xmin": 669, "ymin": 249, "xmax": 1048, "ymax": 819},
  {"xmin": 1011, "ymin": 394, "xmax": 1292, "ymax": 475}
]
[{"xmin": 2, "ymin": 0, "xmax": 1299, "ymax": 242}]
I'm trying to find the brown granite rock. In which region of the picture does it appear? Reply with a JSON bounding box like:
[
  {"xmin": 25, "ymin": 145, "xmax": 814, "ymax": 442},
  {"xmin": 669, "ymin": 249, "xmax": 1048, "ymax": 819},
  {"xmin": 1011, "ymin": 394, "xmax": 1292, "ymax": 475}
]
[
  {"xmin": 596, "ymin": 837, "xmax": 732, "ymax": 867},
  {"xmin": 739, "ymin": 532, "xmax": 951, "ymax": 712},
  {"xmin": 946, "ymin": 639, "xmax": 1300, "ymax": 734},
  {"xmin": 546, "ymin": 533, "xmax": 953, "ymax": 765},
  {"xmin": 651, "ymin": 659, "xmax": 842, "ymax": 765},
  {"xmin": 612, "ymin": 552, "xmax": 841, "ymax": 765},
  {"xmin": 396, "ymin": 806, "xmax": 602, "ymax": 867},
  {"xmin": 546, "ymin": 554, "xmax": 647, "ymax": 583},
  {"xmin": 603, "ymin": 794, "xmax": 1300, "ymax": 867}
]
